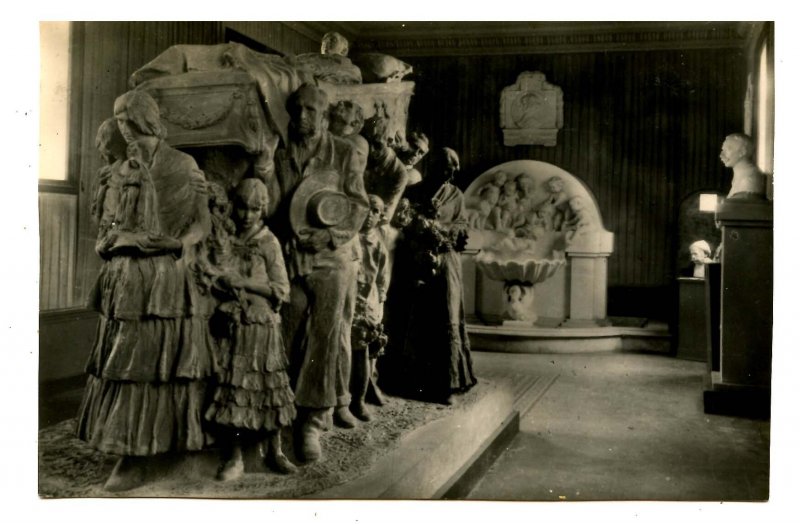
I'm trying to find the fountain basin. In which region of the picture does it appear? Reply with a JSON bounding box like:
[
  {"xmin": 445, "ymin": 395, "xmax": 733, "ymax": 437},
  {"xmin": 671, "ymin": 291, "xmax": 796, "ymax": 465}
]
[
  {"xmin": 475, "ymin": 236, "xmax": 566, "ymax": 285},
  {"xmin": 474, "ymin": 237, "xmax": 567, "ymax": 324}
]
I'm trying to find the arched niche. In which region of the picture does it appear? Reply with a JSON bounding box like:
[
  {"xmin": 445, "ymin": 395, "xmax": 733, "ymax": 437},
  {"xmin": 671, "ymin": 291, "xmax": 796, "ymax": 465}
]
[{"xmin": 460, "ymin": 160, "xmax": 614, "ymax": 327}]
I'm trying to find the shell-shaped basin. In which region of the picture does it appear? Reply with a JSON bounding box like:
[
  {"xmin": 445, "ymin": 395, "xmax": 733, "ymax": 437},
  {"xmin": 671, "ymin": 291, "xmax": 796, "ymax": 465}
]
[{"xmin": 475, "ymin": 237, "xmax": 567, "ymax": 285}]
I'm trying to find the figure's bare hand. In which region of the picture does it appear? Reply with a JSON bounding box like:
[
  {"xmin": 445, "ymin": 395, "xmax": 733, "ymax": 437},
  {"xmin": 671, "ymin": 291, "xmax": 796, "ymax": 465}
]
[{"xmin": 146, "ymin": 234, "xmax": 182, "ymax": 251}]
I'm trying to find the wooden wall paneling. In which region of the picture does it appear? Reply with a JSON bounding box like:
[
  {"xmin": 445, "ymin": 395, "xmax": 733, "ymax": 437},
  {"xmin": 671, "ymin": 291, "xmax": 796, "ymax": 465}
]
[
  {"xmin": 225, "ymin": 22, "xmax": 321, "ymax": 55},
  {"xmin": 39, "ymin": 193, "xmax": 78, "ymax": 310}
]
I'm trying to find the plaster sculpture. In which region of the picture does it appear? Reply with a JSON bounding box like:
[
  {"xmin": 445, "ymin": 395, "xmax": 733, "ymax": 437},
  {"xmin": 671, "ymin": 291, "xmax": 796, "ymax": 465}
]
[
  {"xmin": 90, "ymin": 117, "xmax": 127, "ymax": 226},
  {"xmin": 204, "ymin": 179, "xmax": 297, "ymax": 479},
  {"xmin": 463, "ymin": 160, "xmax": 613, "ymax": 327},
  {"xmin": 396, "ymin": 131, "xmax": 430, "ymax": 187},
  {"xmin": 362, "ymin": 105, "xmax": 410, "ymax": 221},
  {"xmin": 686, "ymin": 240, "xmax": 713, "ymax": 279},
  {"xmin": 76, "ymin": 90, "xmax": 213, "ymax": 492},
  {"xmin": 719, "ymin": 133, "xmax": 767, "ymax": 199},
  {"xmin": 500, "ymin": 71, "xmax": 564, "ymax": 147},
  {"xmin": 129, "ymin": 41, "xmax": 415, "ymax": 186},
  {"xmin": 328, "ymin": 99, "xmax": 369, "ymax": 167},
  {"xmin": 475, "ymin": 237, "xmax": 566, "ymax": 323},
  {"xmin": 290, "ymin": 32, "xmax": 363, "ymax": 85},
  {"xmin": 352, "ymin": 53, "xmax": 414, "ymax": 83},
  {"xmin": 270, "ymin": 84, "xmax": 369, "ymax": 463},
  {"xmin": 382, "ymin": 148, "xmax": 477, "ymax": 406},
  {"xmin": 351, "ymin": 195, "xmax": 391, "ymax": 421}
]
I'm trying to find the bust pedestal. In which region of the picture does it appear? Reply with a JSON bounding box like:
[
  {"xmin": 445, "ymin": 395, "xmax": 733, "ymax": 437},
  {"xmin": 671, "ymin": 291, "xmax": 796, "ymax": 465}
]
[
  {"xmin": 676, "ymin": 277, "xmax": 707, "ymax": 361},
  {"xmin": 703, "ymin": 198, "xmax": 772, "ymax": 418}
]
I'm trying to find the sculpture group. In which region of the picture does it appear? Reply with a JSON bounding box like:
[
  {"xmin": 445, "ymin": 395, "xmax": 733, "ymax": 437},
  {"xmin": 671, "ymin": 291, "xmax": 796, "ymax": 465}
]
[{"xmin": 76, "ymin": 34, "xmax": 476, "ymax": 492}]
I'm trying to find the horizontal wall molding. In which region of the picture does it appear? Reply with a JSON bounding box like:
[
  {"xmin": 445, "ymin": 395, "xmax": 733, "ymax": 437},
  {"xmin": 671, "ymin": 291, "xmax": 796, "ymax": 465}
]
[
  {"xmin": 353, "ymin": 23, "xmax": 751, "ymax": 56},
  {"xmin": 40, "ymin": 307, "xmax": 97, "ymax": 324}
]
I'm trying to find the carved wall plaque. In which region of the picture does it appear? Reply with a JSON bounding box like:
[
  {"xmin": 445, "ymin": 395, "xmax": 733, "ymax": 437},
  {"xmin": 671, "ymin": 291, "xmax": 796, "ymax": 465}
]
[{"xmin": 500, "ymin": 72, "xmax": 563, "ymax": 147}]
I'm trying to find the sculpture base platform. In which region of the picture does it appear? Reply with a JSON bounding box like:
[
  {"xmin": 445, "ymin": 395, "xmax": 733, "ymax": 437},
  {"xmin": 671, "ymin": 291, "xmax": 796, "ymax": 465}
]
[
  {"xmin": 703, "ymin": 371, "xmax": 771, "ymax": 420},
  {"xmin": 38, "ymin": 372, "xmax": 556, "ymax": 499},
  {"xmin": 468, "ymin": 318, "xmax": 671, "ymax": 354}
]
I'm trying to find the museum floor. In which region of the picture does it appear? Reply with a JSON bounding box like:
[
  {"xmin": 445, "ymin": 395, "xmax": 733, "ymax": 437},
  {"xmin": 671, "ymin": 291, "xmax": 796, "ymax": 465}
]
[
  {"xmin": 39, "ymin": 351, "xmax": 770, "ymax": 501},
  {"xmin": 466, "ymin": 351, "xmax": 770, "ymax": 501}
]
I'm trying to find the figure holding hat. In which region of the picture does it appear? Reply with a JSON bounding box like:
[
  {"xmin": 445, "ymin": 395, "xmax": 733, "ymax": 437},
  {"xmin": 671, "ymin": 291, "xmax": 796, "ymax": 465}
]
[{"xmin": 270, "ymin": 83, "xmax": 369, "ymax": 463}]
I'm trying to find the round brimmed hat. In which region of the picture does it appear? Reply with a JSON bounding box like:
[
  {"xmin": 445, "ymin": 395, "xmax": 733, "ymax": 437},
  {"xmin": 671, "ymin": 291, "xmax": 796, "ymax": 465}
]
[{"xmin": 289, "ymin": 168, "xmax": 367, "ymax": 235}]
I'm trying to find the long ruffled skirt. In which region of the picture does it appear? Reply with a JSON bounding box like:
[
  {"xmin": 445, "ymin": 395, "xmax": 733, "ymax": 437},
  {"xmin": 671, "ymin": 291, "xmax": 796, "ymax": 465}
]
[
  {"xmin": 76, "ymin": 316, "xmax": 215, "ymax": 456},
  {"xmin": 204, "ymin": 320, "xmax": 296, "ymax": 432}
]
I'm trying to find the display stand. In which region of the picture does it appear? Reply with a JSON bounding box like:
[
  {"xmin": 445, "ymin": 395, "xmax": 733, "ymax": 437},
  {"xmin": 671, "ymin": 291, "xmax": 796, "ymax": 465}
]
[
  {"xmin": 703, "ymin": 199, "xmax": 772, "ymax": 418},
  {"xmin": 676, "ymin": 277, "xmax": 708, "ymax": 361}
]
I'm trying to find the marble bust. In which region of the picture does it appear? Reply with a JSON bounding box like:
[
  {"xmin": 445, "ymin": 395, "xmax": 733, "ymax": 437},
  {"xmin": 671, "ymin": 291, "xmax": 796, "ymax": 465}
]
[
  {"xmin": 719, "ymin": 133, "xmax": 767, "ymax": 199},
  {"xmin": 689, "ymin": 240, "xmax": 713, "ymax": 278}
]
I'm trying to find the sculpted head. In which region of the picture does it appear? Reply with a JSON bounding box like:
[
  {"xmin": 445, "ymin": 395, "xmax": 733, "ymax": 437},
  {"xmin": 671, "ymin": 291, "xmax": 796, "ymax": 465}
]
[
  {"xmin": 321, "ymin": 32, "xmax": 349, "ymax": 56},
  {"xmin": 328, "ymin": 100, "xmax": 365, "ymax": 138},
  {"xmin": 480, "ymin": 184, "xmax": 500, "ymax": 204},
  {"xmin": 363, "ymin": 194, "xmax": 386, "ymax": 231},
  {"xmin": 516, "ymin": 174, "xmax": 536, "ymax": 196},
  {"xmin": 546, "ymin": 176, "xmax": 564, "ymax": 193},
  {"xmin": 113, "ymin": 90, "xmax": 165, "ymax": 143},
  {"xmin": 438, "ymin": 147, "xmax": 461, "ymax": 179},
  {"xmin": 506, "ymin": 283, "xmax": 524, "ymax": 301},
  {"xmin": 233, "ymin": 178, "xmax": 269, "ymax": 231},
  {"xmin": 398, "ymin": 131, "xmax": 430, "ymax": 167},
  {"xmin": 95, "ymin": 117, "xmax": 127, "ymax": 163},
  {"xmin": 720, "ymin": 133, "xmax": 755, "ymax": 168},
  {"xmin": 689, "ymin": 240, "xmax": 712, "ymax": 264},
  {"xmin": 287, "ymin": 83, "xmax": 329, "ymax": 140},
  {"xmin": 362, "ymin": 106, "xmax": 391, "ymax": 147},
  {"xmin": 569, "ymin": 196, "xmax": 585, "ymax": 211}
]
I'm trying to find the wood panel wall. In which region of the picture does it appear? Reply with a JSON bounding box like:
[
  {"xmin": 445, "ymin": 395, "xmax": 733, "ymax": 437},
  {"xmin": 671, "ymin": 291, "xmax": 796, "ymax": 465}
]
[
  {"xmin": 39, "ymin": 193, "xmax": 77, "ymax": 310},
  {"xmin": 225, "ymin": 22, "xmax": 320, "ymax": 55},
  {"xmin": 403, "ymin": 49, "xmax": 747, "ymax": 299}
]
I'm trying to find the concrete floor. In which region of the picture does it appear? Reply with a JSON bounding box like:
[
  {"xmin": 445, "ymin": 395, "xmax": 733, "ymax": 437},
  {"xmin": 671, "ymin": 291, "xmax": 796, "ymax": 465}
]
[{"xmin": 466, "ymin": 351, "xmax": 770, "ymax": 501}]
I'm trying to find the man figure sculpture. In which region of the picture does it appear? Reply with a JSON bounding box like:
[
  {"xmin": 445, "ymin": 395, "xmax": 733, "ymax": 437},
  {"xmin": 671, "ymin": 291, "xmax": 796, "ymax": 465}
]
[
  {"xmin": 719, "ymin": 133, "xmax": 767, "ymax": 199},
  {"xmin": 269, "ymin": 83, "xmax": 369, "ymax": 462}
]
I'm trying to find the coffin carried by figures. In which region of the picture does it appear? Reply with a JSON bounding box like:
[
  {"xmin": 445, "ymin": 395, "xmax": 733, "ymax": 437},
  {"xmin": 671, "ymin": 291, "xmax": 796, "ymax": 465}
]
[
  {"xmin": 130, "ymin": 43, "xmax": 415, "ymax": 154},
  {"xmin": 136, "ymin": 70, "xmax": 273, "ymax": 155}
]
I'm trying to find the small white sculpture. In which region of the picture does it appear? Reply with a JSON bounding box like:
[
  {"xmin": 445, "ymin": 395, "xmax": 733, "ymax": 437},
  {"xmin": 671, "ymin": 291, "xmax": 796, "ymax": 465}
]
[
  {"xmin": 719, "ymin": 133, "xmax": 767, "ymax": 199},
  {"xmin": 689, "ymin": 240, "xmax": 713, "ymax": 278}
]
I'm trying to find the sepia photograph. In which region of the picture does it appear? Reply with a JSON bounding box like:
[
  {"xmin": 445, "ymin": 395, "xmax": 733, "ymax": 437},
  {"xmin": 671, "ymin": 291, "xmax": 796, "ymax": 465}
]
[{"xmin": 9, "ymin": 5, "xmax": 797, "ymax": 523}]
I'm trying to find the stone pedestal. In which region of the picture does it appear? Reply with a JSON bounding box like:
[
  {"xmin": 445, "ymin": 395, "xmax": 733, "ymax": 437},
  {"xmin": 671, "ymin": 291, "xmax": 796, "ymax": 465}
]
[
  {"xmin": 562, "ymin": 232, "xmax": 614, "ymax": 328},
  {"xmin": 703, "ymin": 198, "xmax": 772, "ymax": 418},
  {"xmin": 676, "ymin": 277, "xmax": 708, "ymax": 362}
]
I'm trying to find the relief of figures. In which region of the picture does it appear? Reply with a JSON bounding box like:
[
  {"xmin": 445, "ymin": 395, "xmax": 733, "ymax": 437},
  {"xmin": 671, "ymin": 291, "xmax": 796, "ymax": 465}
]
[{"xmin": 465, "ymin": 170, "xmax": 596, "ymax": 246}]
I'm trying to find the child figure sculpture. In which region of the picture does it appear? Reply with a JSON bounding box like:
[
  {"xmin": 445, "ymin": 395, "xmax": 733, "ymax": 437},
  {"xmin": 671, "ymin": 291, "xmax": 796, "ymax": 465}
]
[
  {"xmin": 204, "ymin": 178, "xmax": 297, "ymax": 480},
  {"xmin": 351, "ymin": 195, "xmax": 391, "ymax": 420}
]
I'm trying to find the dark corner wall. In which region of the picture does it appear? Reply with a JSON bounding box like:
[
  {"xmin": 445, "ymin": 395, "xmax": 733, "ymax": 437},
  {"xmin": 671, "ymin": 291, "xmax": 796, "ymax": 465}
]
[{"xmin": 401, "ymin": 49, "xmax": 748, "ymax": 320}]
